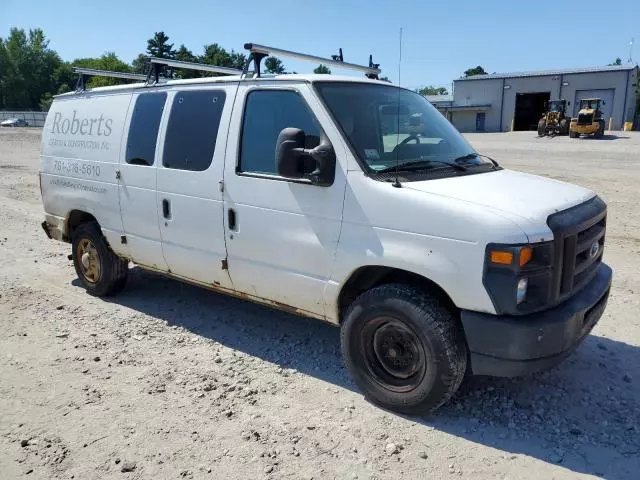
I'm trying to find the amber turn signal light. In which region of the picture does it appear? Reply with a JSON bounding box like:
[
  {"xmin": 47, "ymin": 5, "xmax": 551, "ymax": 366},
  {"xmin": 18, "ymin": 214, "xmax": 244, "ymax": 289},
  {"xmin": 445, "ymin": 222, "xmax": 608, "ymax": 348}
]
[
  {"xmin": 519, "ymin": 247, "xmax": 533, "ymax": 267},
  {"xmin": 490, "ymin": 251, "xmax": 513, "ymax": 265}
]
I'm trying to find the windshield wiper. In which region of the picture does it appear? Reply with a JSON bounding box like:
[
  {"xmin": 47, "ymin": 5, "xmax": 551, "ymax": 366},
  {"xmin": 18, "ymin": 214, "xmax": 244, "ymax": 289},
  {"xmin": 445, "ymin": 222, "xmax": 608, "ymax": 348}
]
[
  {"xmin": 377, "ymin": 159, "xmax": 467, "ymax": 174},
  {"xmin": 453, "ymin": 152, "xmax": 500, "ymax": 168}
]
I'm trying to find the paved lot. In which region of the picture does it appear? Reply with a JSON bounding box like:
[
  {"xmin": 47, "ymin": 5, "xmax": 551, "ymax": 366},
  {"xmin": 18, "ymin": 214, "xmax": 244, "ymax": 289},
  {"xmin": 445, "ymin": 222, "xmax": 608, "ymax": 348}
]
[{"xmin": 1, "ymin": 129, "xmax": 639, "ymax": 479}]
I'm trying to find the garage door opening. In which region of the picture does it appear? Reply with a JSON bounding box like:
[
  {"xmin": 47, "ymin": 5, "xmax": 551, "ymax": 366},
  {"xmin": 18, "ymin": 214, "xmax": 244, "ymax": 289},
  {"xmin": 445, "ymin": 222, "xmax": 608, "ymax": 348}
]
[{"xmin": 514, "ymin": 92, "xmax": 550, "ymax": 131}]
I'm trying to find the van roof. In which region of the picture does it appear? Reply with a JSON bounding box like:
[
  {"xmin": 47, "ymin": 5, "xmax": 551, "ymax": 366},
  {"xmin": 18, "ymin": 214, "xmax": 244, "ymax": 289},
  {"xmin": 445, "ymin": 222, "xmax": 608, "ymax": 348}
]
[{"xmin": 55, "ymin": 74, "xmax": 392, "ymax": 98}]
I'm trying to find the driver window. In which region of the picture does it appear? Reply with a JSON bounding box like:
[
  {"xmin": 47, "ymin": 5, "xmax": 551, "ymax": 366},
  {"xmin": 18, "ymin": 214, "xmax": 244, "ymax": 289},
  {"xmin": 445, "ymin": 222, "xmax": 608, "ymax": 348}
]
[{"xmin": 239, "ymin": 90, "xmax": 321, "ymax": 175}]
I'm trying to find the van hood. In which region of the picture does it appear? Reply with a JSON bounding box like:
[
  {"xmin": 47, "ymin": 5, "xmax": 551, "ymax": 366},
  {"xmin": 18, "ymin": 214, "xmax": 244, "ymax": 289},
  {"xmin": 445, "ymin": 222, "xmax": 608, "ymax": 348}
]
[{"xmin": 403, "ymin": 169, "xmax": 595, "ymax": 242}]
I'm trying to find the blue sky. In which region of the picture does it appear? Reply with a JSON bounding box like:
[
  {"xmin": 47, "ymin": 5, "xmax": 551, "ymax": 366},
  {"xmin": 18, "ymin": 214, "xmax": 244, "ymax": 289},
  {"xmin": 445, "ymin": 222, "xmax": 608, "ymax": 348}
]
[{"xmin": 2, "ymin": 0, "xmax": 638, "ymax": 90}]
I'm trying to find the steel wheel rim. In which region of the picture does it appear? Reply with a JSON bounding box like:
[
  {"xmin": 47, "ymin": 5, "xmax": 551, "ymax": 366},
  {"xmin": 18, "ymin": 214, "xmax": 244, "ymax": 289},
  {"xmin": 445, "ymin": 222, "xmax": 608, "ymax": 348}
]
[
  {"xmin": 77, "ymin": 238, "xmax": 101, "ymax": 284},
  {"xmin": 361, "ymin": 316, "xmax": 426, "ymax": 393}
]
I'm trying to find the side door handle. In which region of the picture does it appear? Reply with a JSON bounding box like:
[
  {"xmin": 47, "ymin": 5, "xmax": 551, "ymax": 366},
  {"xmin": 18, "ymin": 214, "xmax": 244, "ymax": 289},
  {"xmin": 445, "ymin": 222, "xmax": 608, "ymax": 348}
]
[
  {"xmin": 228, "ymin": 208, "xmax": 237, "ymax": 231},
  {"xmin": 162, "ymin": 199, "xmax": 171, "ymax": 219}
]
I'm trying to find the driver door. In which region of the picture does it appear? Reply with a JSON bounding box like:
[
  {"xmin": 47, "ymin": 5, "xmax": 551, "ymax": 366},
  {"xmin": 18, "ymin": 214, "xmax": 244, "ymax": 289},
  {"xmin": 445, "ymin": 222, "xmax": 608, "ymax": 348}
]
[{"xmin": 222, "ymin": 84, "xmax": 348, "ymax": 318}]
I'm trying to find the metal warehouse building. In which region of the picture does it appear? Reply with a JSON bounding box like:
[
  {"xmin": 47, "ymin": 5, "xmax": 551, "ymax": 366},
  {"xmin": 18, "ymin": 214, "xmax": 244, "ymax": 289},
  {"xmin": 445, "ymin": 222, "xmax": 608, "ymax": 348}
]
[{"xmin": 435, "ymin": 65, "xmax": 638, "ymax": 132}]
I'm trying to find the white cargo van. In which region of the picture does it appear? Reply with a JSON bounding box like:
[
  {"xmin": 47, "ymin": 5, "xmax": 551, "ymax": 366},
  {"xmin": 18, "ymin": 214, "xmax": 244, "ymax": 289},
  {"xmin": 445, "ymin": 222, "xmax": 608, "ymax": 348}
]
[{"xmin": 40, "ymin": 45, "xmax": 611, "ymax": 413}]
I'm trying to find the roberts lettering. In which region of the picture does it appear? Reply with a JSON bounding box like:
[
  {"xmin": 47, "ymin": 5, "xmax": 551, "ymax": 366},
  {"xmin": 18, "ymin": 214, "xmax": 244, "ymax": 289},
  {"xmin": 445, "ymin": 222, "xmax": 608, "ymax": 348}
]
[{"xmin": 51, "ymin": 111, "xmax": 114, "ymax": 137}]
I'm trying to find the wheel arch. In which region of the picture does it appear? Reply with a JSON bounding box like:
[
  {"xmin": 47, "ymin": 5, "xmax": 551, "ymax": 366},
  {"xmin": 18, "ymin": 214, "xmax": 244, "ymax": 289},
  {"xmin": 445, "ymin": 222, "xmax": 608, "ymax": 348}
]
[
  {"xmin": 66, "ymin": 209, "xmax": 98, "ymax": 239},
  {"xmin": 336, "ymin": 265, "xmax": 458, "ymax": 324}
]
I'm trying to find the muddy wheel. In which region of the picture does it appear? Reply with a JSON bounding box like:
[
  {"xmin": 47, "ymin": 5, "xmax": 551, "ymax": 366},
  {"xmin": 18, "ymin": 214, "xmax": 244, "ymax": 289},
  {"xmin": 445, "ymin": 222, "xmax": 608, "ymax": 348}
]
[
  {"xmin": 537, "ymin": 119, "xmax": 546, "ymax": 136},
  {"xmin": 72, "ymin": 221, "xmax": 128, "ymax": 296},
  {"xmin": 559, "ymin": 119, "xmax": 569, "ymax": 135},
  {"xmin": 341, "ymin": 284, "xmax": 467, "ymax": 414}
]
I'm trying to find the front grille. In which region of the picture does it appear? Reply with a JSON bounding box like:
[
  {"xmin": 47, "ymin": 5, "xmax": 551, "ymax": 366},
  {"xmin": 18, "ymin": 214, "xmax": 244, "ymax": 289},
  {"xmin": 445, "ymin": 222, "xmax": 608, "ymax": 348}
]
[
  {"xmin": 547, "ymin": 197, "xmax": 607, "ymax": 305},
  {"xmin": 577, "ymin": 113, "xmax": 593, "ymax": 125}
]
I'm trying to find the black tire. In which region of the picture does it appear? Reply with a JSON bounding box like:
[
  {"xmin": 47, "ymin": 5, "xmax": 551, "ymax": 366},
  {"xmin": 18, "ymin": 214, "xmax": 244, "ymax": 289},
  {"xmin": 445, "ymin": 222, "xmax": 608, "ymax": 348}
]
[
  {"xmin": 537, "ymin": 119, "xmax": 546, "ymax": 136},
  {"xmin": 595, "ymin": 120, "xmax": 605, "ymax": 138},
  {"xmin": 72, "ymin": 221, "xmax": 128, "ymax": 296},
  {"xmin": 569, "ymin": 129, "xmax": 578, "ymax": 138},
  {"xmin": 341, "ymin": 284, "xmax": 467, "ymax": 414},
  {"xmin": 559, "ymin": 119, "xmax": 569, "ymax": 135}
]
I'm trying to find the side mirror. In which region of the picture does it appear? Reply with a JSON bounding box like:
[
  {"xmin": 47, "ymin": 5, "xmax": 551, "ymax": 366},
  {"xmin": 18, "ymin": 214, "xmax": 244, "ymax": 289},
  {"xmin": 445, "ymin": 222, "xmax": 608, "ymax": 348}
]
[{"xmin": 276, "ymin": 128, "xmax": 336, "ymax": 186}]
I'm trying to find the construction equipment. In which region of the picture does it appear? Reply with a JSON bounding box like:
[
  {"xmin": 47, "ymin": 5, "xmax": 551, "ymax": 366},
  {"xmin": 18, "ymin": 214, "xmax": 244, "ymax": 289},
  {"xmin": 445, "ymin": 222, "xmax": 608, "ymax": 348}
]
[
  {"xmin": 569, "ymin": 98, "xmax": 606, "ymax": 138},
  {"xmin": 537, "ymin": 100, "xmax": 570, "ymax": 136}
]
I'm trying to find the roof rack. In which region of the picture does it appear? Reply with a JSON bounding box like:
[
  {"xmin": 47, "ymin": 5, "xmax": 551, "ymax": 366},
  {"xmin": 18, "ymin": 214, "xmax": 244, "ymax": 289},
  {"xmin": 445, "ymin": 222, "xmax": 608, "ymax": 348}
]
[
  {"xmin": 146, "ymin": 56, "xmax": 243, "ymax": 84},
  {"xmin": 243, "ymin": 43, "xmax": 381, "ymax": 79},
  {"xmin": 73, "ymin": 67, "xmax": 147, "ymax": 91},
  {"xmin": 72, "ymin": 43, "xmax": 382, "ymax": 91}
]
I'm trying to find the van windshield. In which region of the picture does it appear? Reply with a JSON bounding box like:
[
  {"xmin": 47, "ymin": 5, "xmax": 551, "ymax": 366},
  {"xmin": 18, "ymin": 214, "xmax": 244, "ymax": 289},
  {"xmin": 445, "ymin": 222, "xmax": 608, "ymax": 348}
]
[{"xmin": 315, "ymin": 82, "xmax": 491, "ymax": 174}]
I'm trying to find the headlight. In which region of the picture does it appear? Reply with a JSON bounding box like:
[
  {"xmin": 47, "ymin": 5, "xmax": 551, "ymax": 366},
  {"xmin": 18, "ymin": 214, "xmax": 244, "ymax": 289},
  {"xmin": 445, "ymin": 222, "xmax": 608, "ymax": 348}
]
[
  {"xmin": 516, "ymin": 277, "xmax": 528, "ymax": 304},
  {"xmin": 484, "ymin": 242, "xmax": 553, "ymax": 315}
]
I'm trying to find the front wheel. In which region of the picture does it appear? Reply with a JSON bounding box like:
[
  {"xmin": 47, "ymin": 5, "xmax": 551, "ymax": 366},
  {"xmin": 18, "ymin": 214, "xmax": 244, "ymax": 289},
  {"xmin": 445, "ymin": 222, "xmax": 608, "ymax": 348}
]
[
  {"xmin": 72, "ymin": 221, "xmax": 128, "ymax": 296},
  {"xmin": 341, "ymin": 284, "xmax": 467, "ymax": 414},
  {"xmin": 559, "ymin": 119, "xmax": 569, "ymax": 135},
  {"xmin": 537, "ymin": 119, "xmax": 546, "ymax": 136}
]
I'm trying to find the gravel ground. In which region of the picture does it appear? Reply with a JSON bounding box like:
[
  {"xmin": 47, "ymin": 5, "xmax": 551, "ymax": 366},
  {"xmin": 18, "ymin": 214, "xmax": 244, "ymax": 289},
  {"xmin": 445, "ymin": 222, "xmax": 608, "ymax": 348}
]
[{"xmin": 1, "ymin": 128, "xmax": 639, "ymax": 480}]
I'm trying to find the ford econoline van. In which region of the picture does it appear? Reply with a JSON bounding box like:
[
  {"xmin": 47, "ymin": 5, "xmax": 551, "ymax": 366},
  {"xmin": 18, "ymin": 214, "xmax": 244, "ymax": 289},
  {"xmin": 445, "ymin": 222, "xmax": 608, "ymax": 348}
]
[{"xmin": 40, "ymin": 46, "xmax": 611, "ymax": 413}]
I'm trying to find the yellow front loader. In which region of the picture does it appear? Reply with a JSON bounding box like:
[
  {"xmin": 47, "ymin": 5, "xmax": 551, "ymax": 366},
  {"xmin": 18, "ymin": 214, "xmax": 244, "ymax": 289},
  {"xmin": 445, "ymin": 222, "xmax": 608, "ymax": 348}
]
[
  {"xmin": 538, "ymin": 100, "xmax": 569, "ymax": 136},
  {"xmin": 569, "ymin": 98, "xmax": 605, "ymax": 138}
]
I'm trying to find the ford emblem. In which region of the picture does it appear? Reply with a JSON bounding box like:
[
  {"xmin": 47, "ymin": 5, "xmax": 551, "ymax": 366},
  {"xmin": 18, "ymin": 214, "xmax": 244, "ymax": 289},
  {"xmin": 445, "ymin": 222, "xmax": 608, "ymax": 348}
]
[{"xmin": 589, "ymin": 241, "xmax": 600, "ymax": 259}]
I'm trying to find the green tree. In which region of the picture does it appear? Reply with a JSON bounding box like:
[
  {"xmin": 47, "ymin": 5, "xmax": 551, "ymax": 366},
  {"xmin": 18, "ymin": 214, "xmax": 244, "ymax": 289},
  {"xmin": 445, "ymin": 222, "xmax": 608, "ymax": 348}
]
[
  {"xmin": 264, "ymin": 56, "xmax": 285, "ymax": 74},
  {"xmin": 608, "ymin": 57, "xmax": 623, "ymax": 66},
  {"xmin": 416, "ymin": 85, "xmax": 449, "ymax": 96},
  {"xmin": 132, "ymin": 54, "xmax": 148, "ymax": 74},
  {"xmin": 463, "ymin": 65, "xmax": 487, "ymax": 77},
  {"xmin": 146, "ymin": 31, "xmax": 175, "ymax": 58},
  {"xmin": 72, "ymin": 53, "xmax": 133, "ymax": 87},
  {"xmin": 201, "ymin": 43, "xmax": 232, "ymax": 67},
  {"xmin": 0, "ymin": 28, "xmax": 62, "ymax": 110},
  {"xmin": 173, "ymin": 44, "xmax": 200, "ymax": 78},
  {"xmin": 313, "ymin": 64, "xmax": 331, "ymax": 74},
  {"xmin": 229, "ymin": 51, "xmax": 247, "ymax": 70},
  {"xmin": 379, "ymin": 76, "xmax": 391, "ymax": 83}
]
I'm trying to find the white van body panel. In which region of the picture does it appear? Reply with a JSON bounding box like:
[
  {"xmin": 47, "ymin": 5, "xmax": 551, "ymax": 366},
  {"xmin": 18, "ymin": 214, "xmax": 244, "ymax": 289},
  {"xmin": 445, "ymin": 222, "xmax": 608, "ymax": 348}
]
[
  {"xmin": 402, "ymin": 169, "xmax": 595, "ymax": 243},
  {"xmin": 117, "ymin": 91, "xmax": 168, "ymax": 270},
  {"xmin": 41, "ymin": 92, "xmax": 131, "ymax": 254},
  {"xmin": 222, "ymin": 82, "xmax": 350, "ymax": 317},
  {"xmin": 326, "ymin": 171, "xmax": 529, "ymax": 317},
  {"xmin": 155, "ymin": 86, "xmax": 233, "ymax": 288}
]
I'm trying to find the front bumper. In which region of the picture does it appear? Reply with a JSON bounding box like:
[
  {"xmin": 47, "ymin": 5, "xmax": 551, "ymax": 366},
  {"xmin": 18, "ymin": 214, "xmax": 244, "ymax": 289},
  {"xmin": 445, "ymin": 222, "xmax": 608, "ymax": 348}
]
[{"xmin": 461, "ymin": 263, "xmax": 612, "ymax": 377}]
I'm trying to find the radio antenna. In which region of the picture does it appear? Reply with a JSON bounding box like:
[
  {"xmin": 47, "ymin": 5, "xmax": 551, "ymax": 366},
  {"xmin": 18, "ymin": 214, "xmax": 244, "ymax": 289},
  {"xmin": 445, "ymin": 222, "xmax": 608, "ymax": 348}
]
[{"xmin": 392, "ymin": 27, "xmax": 403, "ymax": 188}]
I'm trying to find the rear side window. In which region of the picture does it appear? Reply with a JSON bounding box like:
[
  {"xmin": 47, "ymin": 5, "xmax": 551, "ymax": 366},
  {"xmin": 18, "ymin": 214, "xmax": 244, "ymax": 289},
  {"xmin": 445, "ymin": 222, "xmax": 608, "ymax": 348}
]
[
  {"xmin": 126, "ymin": 92, "xmax": 167, "ymax": 166},
  {"xmin": 239, "ymin": 90, "xmax": 321, "ymax": 174},
  {"xmin": 163, "ymin": 90, "xmax": 226, "ymax": 171}
]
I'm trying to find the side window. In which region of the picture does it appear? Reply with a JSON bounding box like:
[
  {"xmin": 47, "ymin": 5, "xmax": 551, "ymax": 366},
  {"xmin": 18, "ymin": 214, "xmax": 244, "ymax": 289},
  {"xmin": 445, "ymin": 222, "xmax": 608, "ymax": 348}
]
[
  {"xmin": 163, "ymin": 90, "xmax": 226, "ymax": 171},
  {"xmin": 239, "ymin": 90, "xmax": 321, "ymax": 175},
  {"xmin": 126, "ymin": 92, "xmax": 167, "ymax": 166}
]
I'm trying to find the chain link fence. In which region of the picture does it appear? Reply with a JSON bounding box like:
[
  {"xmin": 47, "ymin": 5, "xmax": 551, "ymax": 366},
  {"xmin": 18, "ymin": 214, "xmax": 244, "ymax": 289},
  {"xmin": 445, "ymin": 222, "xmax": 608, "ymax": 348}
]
[{"xmin": 0, "ymin": 111, "xmax": 48, "ymax": 127}]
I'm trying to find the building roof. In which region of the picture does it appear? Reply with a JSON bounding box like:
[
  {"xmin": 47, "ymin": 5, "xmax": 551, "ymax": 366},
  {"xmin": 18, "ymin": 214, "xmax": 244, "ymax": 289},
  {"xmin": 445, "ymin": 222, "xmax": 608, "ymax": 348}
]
[
  {"xmin": 456, "ymin": 64, "xmax": 638, "ymax": 81},
  {"xmin": 425, "ymin": 94, "xmax": 453, "ymax": 103}
]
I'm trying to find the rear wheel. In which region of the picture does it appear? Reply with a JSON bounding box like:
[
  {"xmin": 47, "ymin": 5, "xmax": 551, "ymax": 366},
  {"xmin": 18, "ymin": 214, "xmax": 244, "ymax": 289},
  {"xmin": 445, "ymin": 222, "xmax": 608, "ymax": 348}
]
[
  {"xmin": 595, "ymin": 120, "xmax": 605, "ymax": 138},
  {"xmin": 537, "ymin": 119, "xmax": 546, "ymax": 136},
  {"xmin": 72, "ymin": 221, "xmax": 128, "ymax": 296},
  {"xmin": 341, "ymin": 284, "xmax": 467, "ymax": 414}
]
